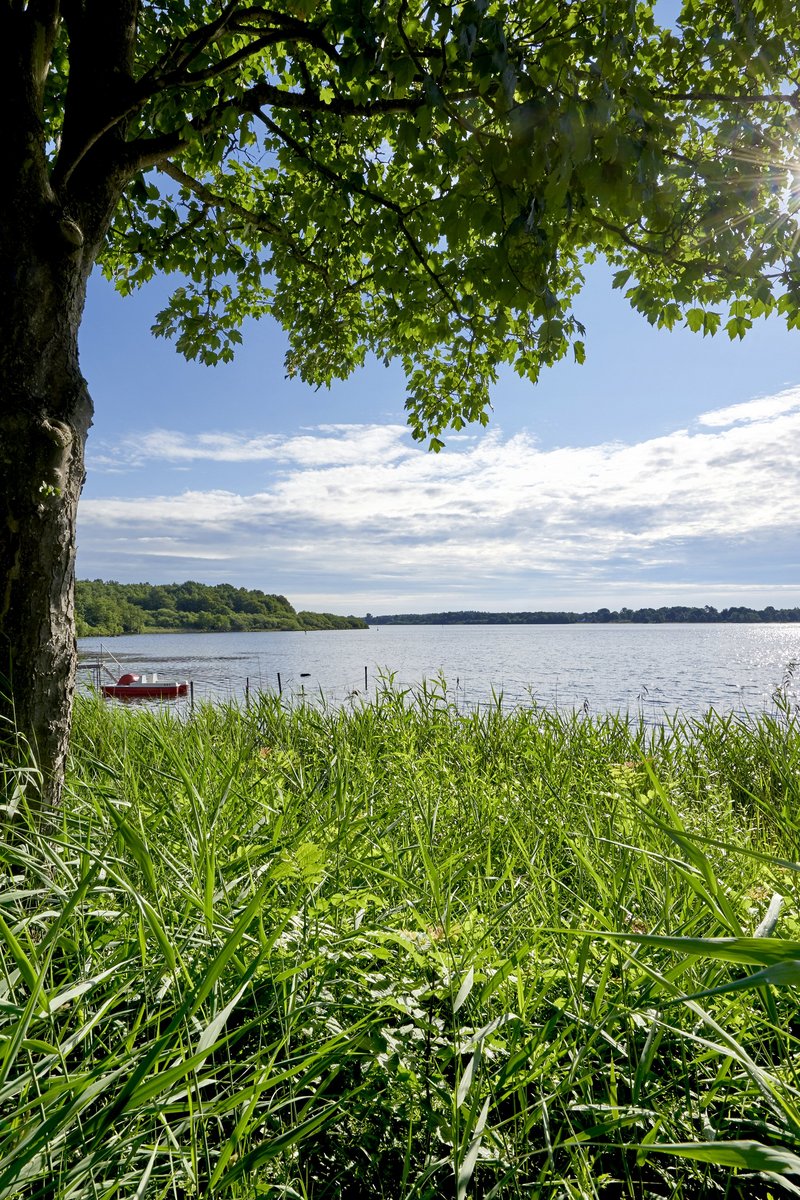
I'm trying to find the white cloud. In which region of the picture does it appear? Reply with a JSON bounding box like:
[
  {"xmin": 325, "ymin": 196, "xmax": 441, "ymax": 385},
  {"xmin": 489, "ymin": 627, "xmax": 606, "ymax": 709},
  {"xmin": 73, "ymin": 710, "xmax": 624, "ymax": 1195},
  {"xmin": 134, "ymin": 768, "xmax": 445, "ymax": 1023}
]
[
  {"xmin": 696, "ymin": 384, "xmax": 800, "ymax": 428},
  {"xmin": 90, "ymin": 424, "xmax": 412, "ymax": 469},
  {"xmin": 78, "ymin": 389, "xmax": 800, "ymax": 606}
]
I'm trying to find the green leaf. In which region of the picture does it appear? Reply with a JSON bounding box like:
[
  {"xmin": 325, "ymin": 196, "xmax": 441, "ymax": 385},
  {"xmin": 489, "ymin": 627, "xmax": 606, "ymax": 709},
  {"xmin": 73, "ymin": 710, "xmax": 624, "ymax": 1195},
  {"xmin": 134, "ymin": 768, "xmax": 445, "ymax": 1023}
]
[
  {"xmin": 103, "ymin": 801, "xmax": 158, "ymax": 894},
  {"xmin": 672, "ymin": 958, "xmax": 800, "ymax": 1003},
  {"xmin": 453, "ymin": 965, "xmax": 475, "ymax": 1013},
  {"xmin": 457, "ymin": 1096, "xmax": 490, "ymax": 1200},
  {"xmin": 0, "ymin": 911, "xmax": 42, "ymax": 1003},
  {"xmin": 649, "ymin": 1141, "xmax": 800, "ymax": 1175},
  {"xmin": 592, "ymin": 933, "xmax": 800, "ymax": 967}
]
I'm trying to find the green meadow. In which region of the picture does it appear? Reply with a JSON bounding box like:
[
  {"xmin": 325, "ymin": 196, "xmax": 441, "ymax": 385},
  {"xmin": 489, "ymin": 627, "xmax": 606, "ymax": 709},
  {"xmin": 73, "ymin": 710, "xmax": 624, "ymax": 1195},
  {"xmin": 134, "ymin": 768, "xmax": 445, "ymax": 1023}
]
[{"xmin": 2, "ymin": 686, "xmax": 800, "ymax": 1198}]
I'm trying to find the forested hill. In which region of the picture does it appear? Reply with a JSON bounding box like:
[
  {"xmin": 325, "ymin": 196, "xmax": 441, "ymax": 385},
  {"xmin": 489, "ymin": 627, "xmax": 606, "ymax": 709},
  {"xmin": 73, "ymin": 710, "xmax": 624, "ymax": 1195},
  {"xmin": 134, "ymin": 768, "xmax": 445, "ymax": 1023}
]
[
  {"xmin": 76, "ymin": 580, "xmax": 367, "ymax": 636},
  {"xmin": 367, "ymin": 606, "xmax": 800, "ymax": 625}
]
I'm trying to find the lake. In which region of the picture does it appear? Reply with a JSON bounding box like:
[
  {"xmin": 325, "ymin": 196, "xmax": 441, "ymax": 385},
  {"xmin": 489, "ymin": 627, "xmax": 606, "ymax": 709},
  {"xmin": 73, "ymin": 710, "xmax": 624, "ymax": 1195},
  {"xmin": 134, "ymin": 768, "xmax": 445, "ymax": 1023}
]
[{"xmin": 78, "ymin": 622, "xmax": 800, "ymax": 720}]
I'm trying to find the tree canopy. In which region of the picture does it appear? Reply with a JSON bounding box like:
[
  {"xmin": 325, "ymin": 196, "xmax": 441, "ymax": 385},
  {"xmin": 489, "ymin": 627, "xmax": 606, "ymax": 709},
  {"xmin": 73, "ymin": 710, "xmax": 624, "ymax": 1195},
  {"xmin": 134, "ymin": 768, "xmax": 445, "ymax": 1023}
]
[{"xmin": 93, "ymin": 0, "xmax": 800, "ymax": 444}]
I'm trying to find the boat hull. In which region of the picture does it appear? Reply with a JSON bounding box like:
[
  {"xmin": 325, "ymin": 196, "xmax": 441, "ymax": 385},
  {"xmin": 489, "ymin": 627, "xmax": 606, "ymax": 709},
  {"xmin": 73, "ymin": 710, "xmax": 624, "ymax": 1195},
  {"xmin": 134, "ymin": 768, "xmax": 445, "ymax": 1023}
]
[{"xmin": 102, "ymin": 682, "xmax": 189, "ymax": 700}]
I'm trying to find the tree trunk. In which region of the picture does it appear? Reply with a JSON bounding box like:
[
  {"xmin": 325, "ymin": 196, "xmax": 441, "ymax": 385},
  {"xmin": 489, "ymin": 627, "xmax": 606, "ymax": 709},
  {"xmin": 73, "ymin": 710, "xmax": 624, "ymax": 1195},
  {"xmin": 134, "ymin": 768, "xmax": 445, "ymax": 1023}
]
[
  {"xmin": 0, "ymin": 246, "xmax": 93, "ymax": 812},
  {"xmin": 0, "ymin": 1, "xmax": 136, "ymax": 812}
]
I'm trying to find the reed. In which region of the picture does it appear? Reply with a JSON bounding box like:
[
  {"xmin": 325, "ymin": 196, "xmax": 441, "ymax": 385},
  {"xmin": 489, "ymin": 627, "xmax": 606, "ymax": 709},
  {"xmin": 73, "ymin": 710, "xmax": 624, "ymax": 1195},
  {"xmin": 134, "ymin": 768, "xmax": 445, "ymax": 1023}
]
[{"xmin": 1, "ymin": 690, "xmax": 800, "ymax": 1197}]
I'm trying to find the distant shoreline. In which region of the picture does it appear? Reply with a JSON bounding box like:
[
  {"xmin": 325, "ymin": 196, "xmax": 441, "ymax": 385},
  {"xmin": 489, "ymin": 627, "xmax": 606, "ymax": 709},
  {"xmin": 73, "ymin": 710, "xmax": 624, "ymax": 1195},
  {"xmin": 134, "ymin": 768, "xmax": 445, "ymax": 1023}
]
[
  {"xmin": 367, "ymin": 605, "xmax": 800, "ymax": 626},
  {"xmin": 76, "ymin": 579, "xmax": 367, "ymax": 637},
  {"xmin": 78, "ymin": 625, "xmax": 368, "ymax": 637}
]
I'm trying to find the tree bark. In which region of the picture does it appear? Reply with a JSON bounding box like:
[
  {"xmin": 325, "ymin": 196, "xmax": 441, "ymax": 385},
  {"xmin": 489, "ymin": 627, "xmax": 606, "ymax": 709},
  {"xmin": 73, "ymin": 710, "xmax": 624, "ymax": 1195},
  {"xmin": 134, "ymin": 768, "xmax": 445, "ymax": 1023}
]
[
  {"xmin": 0, "ymin": 413, "xmax": 92, "ymax": 812},
  {"xmin": 0, "ymin": 2, "xmax": 135, "ymax": 811},
  {"xmin": 0, "ymin": 228, "xmax": 93, "ymax": 812}
]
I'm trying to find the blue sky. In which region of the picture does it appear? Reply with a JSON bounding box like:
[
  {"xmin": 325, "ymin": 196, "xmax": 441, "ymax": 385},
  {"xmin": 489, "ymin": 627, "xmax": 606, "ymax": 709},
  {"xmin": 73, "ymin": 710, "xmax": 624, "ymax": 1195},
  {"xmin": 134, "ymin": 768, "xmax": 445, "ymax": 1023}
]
[{"xmin": 77, "ymin": 256, "xmax": 800, "ymax": 615}]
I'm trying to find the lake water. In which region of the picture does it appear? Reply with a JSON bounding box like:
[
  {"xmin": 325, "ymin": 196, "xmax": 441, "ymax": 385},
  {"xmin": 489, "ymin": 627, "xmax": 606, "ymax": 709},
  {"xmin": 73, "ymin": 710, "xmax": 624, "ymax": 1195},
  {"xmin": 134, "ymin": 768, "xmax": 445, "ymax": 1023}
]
[{"xmin": 78, "ymin": 623, "xmax": 800, "ymax": 720}]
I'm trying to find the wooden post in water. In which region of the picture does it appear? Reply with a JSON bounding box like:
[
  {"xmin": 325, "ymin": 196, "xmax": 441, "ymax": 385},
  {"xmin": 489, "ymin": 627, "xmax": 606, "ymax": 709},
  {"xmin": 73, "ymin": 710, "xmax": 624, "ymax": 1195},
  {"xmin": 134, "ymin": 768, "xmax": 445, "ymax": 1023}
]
[
  {"xmin": 364, "ymin": 665, "xmax": 368, "ymax": 691},
  {"xmin": 246, "ymin": 676, "xmax": 250, "ymax": 708},
  {"xmin": 277, "ymin": 672, "xmax": 282, "ymax": 696}
]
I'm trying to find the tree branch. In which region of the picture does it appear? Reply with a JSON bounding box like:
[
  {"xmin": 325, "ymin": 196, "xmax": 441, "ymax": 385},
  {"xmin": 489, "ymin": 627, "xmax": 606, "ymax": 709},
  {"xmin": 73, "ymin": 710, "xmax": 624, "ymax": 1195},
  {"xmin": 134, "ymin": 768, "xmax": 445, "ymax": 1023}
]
[
  {"xmin": 591, "ymin": 211, "xmax": 755, "ymax": 290},
  {"xmin": 655, "ymin": 88, "xmax": 800, "ymax": 108},
  {"xmin": 144, "ymin": 0, "xmax": 242, "ymax": 80},
  {"xmin": 157, "ymin": 159, "xmax": 345, "ymax": 291},
  {"xmin": 125, "ymin": 79, "xmax": 438, "ymax": 172},
  {"xmin": 26, "ymin": 0, "xmax": 60, "ymax": 56},
  {"xmin": 19, "ymin": 0, "xmax": 60, "ymax": 110},
  {"xmin": 154, "ymin": 32, "xmax": 294, "ymax": 88},
  {"xmin": 72, "ymin": 29, "xmax": 447, "ymax": 182},
  {"xmin": 254, "ymin": 109, "xmax": 464, "ymax": 317},
  {"xmin": 54, "ymin": 0, "xmax": 139, "ymax": 191},
  {"xmin": 55, "ymin": 4, "xmax": 347, "ymax": 187},
  {"xmin": 159, "ymin": 160, "xmax": 282, "ymax": 238},
  {"xmin": 143, "ymin": 9, "xmax": 342, "ymax": 91},
  {"xmin": 243, "ymin": 78, "xmax": 432, "ymax": 116},
  {"xmin": 228, "ymin": 9, "xmax": 342, "ymax": 63}
]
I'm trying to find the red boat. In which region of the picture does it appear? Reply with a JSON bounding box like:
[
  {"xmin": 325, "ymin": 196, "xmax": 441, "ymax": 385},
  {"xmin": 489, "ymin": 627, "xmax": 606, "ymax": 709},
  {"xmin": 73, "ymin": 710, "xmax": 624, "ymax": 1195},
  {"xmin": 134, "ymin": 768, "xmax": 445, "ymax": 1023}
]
[{"xmin": 102, "ymin": 672, "xmax": 189, "ymax": 700}]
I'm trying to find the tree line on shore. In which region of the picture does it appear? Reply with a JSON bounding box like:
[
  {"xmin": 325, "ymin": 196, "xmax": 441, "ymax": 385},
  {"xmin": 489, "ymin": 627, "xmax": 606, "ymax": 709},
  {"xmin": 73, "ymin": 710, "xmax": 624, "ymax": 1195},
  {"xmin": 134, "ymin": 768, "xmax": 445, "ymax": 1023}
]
[
  {"xmin": 367, "ymin": 605, "xmax": 800, "ymax": 625},
  {"xmin": 76, "ymin": 580, "xmax": 367, "ymax": 636}
]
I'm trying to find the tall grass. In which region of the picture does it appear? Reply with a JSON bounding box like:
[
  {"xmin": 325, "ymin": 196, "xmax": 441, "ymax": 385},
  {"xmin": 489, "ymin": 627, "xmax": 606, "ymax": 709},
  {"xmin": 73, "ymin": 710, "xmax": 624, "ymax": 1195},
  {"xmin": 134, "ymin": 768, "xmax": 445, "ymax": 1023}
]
[{"xmin": 2, "ymin": 688, "xmax": 800, "ymax": 1197}]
